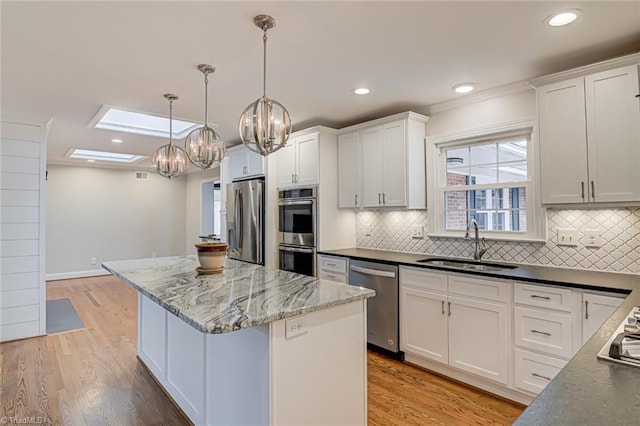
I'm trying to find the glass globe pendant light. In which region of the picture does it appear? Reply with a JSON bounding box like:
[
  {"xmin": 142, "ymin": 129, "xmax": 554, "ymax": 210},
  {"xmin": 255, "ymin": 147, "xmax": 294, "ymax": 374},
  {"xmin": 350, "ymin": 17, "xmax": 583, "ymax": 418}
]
[
  {"xmin": 152, "ymin": 94, "xmax": 187, "ymax": 179},
  {"xmin": 185, "ymin": 64, "xmax": 225, "ymax": 169},
  {"xmin": 239, "ymin": 15, "xmax": 292, "ymax": 156}
]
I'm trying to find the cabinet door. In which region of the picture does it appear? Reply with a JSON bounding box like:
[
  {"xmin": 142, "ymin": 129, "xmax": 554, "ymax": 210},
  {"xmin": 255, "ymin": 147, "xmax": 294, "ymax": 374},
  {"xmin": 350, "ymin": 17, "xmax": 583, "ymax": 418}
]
[
  {"xmin": 246, "ymin": 148, "xmax": 265, "ymax": 177},
  {"xmin": 296, "ymin": 133, "xmax": 319, "ymax": 185},
  {"xmin": 338, "ymin": 132, "xmax": 361, "ymax": 208},
  {"xmin": 537, "ymin": 78, "xmax": 589, "ymax": 204},
  {"xmin": 582, "ymin": 293, "xmax": 624, "ymax": 344},
  {"xmin": 227, "ymin": 149, "xmax": 247, "ymax": 181},
  {"xmin": 381, "ymin": 120, "xmax": 407, "ymax": 207},
  {"xmin": 275, "ymin": 140, "xmax": 297, "ymax": 188},
  {"xmin": 585, "ymin": 65, "xmax": 640, "ymax": 202},
  {"xmin": 448, "ymin": 296, "xmax": 508, "ymax": 384},
  {"xmin": 360, "ymin": 127, "xmax": 383, "ymax": 207},
  {"xmin": 400, "ymin": 287, "xmax": 448, "ymax": 364}
]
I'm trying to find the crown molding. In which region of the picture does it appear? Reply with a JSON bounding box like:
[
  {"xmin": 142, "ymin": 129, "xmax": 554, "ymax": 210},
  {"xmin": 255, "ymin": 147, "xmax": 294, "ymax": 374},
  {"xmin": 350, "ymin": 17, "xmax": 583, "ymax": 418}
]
[
  {"xmin": 338, "ymin": 111, "xmax": 429, "ymax": 135},
  {"xmin": 423, "ymin": 81, "xmax": 532, "ymax": 115},
  {"xmin": 528, "ymin": 52, "xmax": 640, "ymax": 87}
]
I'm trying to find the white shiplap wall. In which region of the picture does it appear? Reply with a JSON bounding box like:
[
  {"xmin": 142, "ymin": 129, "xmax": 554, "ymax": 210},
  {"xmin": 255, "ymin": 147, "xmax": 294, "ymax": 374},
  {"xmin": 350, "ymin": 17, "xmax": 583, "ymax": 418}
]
[{"xmin": 0, "ymin": 119, "xmax": 48, "ymax": 342}]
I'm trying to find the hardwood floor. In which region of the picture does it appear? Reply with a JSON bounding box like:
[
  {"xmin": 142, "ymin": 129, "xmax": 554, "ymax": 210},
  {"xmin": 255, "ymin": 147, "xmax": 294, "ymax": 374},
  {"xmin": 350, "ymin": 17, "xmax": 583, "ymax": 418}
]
[{"xmin": 1, "ymin": 276, "xmax": 524, "ymax": 425}]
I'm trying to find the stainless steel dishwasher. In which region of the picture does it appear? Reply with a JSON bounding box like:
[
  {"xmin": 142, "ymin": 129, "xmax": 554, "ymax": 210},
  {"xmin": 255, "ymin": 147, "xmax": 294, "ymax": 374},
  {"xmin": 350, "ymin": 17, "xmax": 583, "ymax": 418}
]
[{"xmin": 349, "ymin": 259, "xmax": 399, "ymax": 355}]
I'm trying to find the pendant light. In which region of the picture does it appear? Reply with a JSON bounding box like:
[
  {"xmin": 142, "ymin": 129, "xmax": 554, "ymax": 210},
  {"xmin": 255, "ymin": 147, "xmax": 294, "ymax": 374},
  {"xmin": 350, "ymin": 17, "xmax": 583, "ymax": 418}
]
[
  {"xmin": 239, "ymin": 14, "xmax": 292, "ymax": 156},
  {"xmin": 152, "ymin": 94, "xmax": 187, "ymax": 179},
  {"xmin": 185, "ymin": 64, "xmax": 226, "ymax": 170}
]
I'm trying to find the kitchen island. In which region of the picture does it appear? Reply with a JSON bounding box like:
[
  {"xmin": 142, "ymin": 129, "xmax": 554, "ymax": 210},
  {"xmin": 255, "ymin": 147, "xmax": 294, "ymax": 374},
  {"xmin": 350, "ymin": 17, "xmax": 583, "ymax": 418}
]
[{"xmin": 102, "ymin": 255, "xmax": 374, "ymax": 426}]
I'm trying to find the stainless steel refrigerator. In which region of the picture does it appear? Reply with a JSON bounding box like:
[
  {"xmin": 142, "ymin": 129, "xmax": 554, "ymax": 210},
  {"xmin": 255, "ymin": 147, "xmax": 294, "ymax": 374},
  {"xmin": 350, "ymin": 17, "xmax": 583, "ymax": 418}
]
[{"xmin": 226, "ymin": 178, "xmax": 264, "ymax": 265}]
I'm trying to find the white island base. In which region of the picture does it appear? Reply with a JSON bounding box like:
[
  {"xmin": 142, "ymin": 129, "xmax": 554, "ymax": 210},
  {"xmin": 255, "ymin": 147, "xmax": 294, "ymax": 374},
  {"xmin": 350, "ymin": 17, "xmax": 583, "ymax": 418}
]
[{"xmin": 137, "ymin": 293, "xmax": 368, "ymax": 425}]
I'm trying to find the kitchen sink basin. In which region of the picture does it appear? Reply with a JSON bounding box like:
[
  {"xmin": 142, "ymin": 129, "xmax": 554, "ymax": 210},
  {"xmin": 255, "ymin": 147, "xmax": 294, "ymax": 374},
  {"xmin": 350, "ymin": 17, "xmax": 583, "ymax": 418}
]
[{"xmin": 416, "ymin": 258, "xmax": 518, "ymax": 272}]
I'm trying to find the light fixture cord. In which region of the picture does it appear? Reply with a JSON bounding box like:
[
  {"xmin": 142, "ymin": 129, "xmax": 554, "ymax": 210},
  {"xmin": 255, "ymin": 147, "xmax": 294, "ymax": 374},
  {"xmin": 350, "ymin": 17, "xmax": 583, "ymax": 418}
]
[
  {"xmin": 262, "ymin": 27, "xmax": 268, "ymax": 98},
  {"xmin": 204, "ymin": 72, "xmax": 209, "ymax": 127},
  {"xmin": 168, "ymin": 98, "xmax": 173, "ymax": 148}
]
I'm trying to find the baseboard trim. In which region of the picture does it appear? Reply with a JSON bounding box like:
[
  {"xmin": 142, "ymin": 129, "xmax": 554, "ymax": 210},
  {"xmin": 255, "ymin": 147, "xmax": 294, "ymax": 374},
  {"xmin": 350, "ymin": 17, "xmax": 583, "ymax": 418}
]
[{"xmin": 46, "ymin": 269, "xmax": 111, "ymax": 281}]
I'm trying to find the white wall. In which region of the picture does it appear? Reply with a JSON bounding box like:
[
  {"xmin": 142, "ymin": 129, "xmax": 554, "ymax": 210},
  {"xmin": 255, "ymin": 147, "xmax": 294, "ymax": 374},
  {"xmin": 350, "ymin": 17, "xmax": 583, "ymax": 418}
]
[
  {"xmin": 46, "ymin": 165, "xmax": 186, "ymax": 277},
  {"xmin": 185, "ymin": 167, "xmax": 220, "ymax": 254}
]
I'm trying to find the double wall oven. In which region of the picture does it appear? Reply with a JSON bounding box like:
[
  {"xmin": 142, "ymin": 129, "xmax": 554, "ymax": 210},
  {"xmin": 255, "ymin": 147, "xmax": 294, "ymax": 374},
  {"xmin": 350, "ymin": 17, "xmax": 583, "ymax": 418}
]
[{"xmin": 278, "ymin": 186, "xmax": 317, "ymax": 276}]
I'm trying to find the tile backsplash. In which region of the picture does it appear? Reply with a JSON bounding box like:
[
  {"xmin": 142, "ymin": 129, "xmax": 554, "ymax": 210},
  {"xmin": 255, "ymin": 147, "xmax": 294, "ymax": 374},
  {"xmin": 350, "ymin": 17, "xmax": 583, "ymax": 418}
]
[{"xmin": 356, "ymin": 209, "xmax": 640, "ymax": 274}]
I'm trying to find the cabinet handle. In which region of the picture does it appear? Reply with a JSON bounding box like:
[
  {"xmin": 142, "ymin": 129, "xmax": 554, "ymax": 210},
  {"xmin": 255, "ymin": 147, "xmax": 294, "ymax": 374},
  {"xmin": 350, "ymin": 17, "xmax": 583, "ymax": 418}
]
[
  {"xmin": 326, "ymin": 263, "xmax": 337, "ymax": 267},
  {"xmin": 531, "ymin": 372, "xmax": 552, "ymax": 381},
  {"xmin": 355, "ymin": 194, "xmax": 358, "ymax": 206},
  {"xmin": 585, "ymin": 300, "xmax": 589, "ymax": 320},
  {"xmin": 581, "ymin": 181, "xmax": 585, "ymax": 200},
  {"xmin": 383, "ymin": 193, "xmax": 386, "ymax": 205},
  {"xmin": 531, "ymin": 294, "xmax": 551, "ymax": 301},
  {"xmin": 531, "ymin": 329, "xmax": 551, "ymax": 336},
  {"xmin": 447, "ymin": 302, "xmax": 452, "ymax": 316},
  {"xmin": 591, "ymin": 181, "xmax": 595, "ymax": 201},
  {"xmin": 441, "ymin": 300, "xmax": 445, "ymax": 315},
  {"xmin": 636, "ymin": 94, "xmax": 640, "ymax": 98},
  {"xmin": 378, "ymin": 193, "xmax": 382, "ymax": 204}
]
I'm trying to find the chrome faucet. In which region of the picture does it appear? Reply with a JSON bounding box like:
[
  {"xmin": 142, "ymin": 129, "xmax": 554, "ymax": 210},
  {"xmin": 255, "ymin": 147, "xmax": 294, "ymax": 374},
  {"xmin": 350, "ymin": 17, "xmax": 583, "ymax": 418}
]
[{"xmin": 465, "ymin": 219, "xmax": 487, "ymax": 261}]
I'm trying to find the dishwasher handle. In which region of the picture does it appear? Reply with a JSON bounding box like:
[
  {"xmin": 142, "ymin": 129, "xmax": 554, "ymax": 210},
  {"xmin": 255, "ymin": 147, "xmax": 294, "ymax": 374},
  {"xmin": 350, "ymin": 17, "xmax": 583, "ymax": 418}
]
[{"xmin": 350, "ymin": 265, "xmax": 396, "ymax": 278}]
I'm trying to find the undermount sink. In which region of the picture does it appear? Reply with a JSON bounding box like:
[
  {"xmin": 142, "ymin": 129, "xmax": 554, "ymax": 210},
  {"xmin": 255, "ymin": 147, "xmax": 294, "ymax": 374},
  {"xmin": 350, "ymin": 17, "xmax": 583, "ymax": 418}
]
[{"xmin": 416, "ymin": 257, "xmax": 518, "ymax": 272}]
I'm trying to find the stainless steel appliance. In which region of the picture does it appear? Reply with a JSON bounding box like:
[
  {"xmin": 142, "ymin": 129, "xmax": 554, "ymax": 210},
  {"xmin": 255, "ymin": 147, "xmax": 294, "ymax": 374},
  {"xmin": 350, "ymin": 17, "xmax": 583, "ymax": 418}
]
[
  {"xmin": 598, "ymin": 306, "xmax": 640, "ymax": 367},
  {"xmin": 226, "ymin": 178, "xmax": 264, "ymax": 265},
  {"xmin": 278, "ymin": 186, "xmax": 317, "ymax": 276},
  {"xmin": 348, "ymin": 259, "xmax": 400, "ymax": 354}
]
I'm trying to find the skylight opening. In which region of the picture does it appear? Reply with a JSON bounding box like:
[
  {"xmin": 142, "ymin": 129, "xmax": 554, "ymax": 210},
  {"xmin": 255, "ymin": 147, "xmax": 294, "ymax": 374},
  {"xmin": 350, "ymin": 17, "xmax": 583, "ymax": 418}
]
[
  {"xmin": 68, "ymin": 149, "xmax": 146, "ymax": 163},
  {"xmin": 88, "ymin": 105, "xmax": 201, "ymax": 139}
]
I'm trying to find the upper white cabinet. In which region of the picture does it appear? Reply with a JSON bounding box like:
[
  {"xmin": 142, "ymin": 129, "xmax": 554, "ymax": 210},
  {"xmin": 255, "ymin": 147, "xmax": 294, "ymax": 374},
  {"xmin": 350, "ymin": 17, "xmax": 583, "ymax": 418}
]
[
  {"xmin": 276, "ymin": 133, "xmax": 319, "ymax": 188},
  {"xmin": 337, "ymin": 132, "xmax": 361, "ymax": 208},
  {"xmin": 582, "ymin": 292, "xmax": 624, "ymax": 344},
  {"xmin": 227, "ymin": 145, "xmax": 265, "ymax": 181},
  {"xmin": 537, "ymin": 64, "xmax": 640, "ymax": 204},
  {"xmin": 338, "ymin": 112, "xmax": 428, "ymax": 209}
]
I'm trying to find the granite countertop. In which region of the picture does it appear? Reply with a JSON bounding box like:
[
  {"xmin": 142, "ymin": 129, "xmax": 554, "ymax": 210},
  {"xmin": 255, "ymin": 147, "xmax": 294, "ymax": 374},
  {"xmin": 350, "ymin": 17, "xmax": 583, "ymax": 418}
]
[
  {"xmin": 319, "ymin": 247, "xmax": 640, "ymax": 426},
  {"xmin": 102, "ymin": 255, "xmax": 374, "ymax": 334}
]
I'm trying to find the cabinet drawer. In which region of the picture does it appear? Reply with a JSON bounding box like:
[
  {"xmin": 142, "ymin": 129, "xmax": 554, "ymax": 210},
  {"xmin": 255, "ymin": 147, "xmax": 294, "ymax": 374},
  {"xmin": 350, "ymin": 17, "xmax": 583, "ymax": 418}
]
[
  {"xmin": 318, "ymin": 256, "xmax": 347, "ymax": 274},
  {"xmin": 514, "ymin": 307, "xmax": 573, "ymax": 358},
  {"xmin": 318, "ymin": 270, "xmax": 347, "ymax": 284},
  {"xmin": 515, "ymin": 349, "xmax": 567, "ymax": 395},
  {"xmin": 448, "ymin": 275, "xmax": 509, "ymax": 303},
  {"xmin": 515, "ymin": 283, "xmax": 573, "ymax": 312},
  {"xmin": 399, "ymin": 266, "xmax": 447, "ymax": 293}
]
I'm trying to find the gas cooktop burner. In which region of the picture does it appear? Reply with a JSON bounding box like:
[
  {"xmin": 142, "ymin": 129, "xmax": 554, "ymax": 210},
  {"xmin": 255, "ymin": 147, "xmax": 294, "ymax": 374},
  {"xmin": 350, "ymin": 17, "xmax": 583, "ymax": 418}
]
[{"xmin": 597, "ymin": 306, "xmax": 640, "ymax": 367}]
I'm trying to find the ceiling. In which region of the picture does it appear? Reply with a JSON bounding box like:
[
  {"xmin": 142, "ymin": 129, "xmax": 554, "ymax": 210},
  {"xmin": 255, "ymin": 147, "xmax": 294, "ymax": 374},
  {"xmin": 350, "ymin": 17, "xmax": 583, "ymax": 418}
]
[{"xmin": 2, "ymin": 1, "xmax": 639, "ymax": 171}]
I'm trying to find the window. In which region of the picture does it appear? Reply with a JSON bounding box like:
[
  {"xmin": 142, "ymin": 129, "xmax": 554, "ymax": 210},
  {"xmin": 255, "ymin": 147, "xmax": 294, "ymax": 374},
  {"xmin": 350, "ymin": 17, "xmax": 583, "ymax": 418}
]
[{"xmin": 428, "ymin": 120, "xmax": 544, "ymax": 241}]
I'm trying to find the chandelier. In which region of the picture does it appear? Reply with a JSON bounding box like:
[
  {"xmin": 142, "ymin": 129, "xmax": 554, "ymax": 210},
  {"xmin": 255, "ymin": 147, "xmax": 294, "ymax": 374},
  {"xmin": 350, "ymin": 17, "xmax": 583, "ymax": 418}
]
[
  {"xmin": 239, "ymin": 15, "xmax": 292, "ymax": 156},
  {"xmin": 152, "ymin": 94, "xmax": 187, "ymax": 179},
  {"xmin": 185, "ymin": 64, "xmax": 226, "ymax": 170}
]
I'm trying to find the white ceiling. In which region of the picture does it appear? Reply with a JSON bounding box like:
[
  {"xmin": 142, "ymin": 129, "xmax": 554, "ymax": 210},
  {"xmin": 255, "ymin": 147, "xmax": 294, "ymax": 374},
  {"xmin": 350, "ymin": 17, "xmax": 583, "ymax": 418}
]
[{"xmin": 2, "ymin": 1, "xmax": 639, "ymax": 170}]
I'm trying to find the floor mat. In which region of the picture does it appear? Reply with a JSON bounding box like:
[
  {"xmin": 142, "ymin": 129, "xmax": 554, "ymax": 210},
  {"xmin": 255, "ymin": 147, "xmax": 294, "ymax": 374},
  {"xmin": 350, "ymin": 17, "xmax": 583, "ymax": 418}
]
[{"xmin": 46, "ymin": 298, "xmax": 85, "ymax": 334}]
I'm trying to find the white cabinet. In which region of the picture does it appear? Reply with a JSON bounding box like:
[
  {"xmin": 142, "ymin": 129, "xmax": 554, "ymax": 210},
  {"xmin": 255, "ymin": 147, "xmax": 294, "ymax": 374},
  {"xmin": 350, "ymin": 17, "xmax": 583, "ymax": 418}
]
[
  {"xmin": 582, "ymin": 292, "xmax": 624, "ymax": 344},
  {"xmin": 337, "ymin": 132, "xmax": 361, "ymax": 208},
  {"xmin": 537, "ymin": 64, "xmax": 640, "ymax": 204},
  {"xmin": 227, "ymin": 145, "xmax": 265, "ymax": 181},
  {"xmin": 399, "ymin": 267, "xmax": 510, "ymax": 384},
  {"xmin": 276, "ymin": 133, "xmax": 319, "ymax": 188},
  {"xmin": 317, "ymin": 255, "xmax": 348, "ymax": 284},
  {"xmin": 339, "ymin": 112, "xmax": 428, "ymax": 209}
]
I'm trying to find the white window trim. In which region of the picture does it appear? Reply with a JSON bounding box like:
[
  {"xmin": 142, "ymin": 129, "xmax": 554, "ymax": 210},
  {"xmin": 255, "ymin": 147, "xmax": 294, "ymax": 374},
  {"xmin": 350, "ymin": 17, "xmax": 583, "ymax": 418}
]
[{"xmin": 426, "ymin": 117, "xmax": 546, "ymax": 242}]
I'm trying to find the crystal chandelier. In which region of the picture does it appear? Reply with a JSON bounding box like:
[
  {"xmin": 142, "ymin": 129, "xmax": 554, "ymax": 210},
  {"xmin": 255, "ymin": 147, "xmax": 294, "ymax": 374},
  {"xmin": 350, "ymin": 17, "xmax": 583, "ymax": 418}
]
[
  {"xmin": 152, "ymin": 94, "xmax": 187, "ymax": 179},
  {"xmin": 185, "ymin": 64, "xmax": 226, "ymax": 170},
  {"xmin": 239, "ymin": 15, "xmax": 292, "ymax": 156}
]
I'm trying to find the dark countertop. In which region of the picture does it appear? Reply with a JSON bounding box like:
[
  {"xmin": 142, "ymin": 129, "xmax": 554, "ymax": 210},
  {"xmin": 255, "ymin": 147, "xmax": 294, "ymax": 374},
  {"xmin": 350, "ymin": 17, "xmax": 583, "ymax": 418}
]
[{"xmin": 318, "ymin": 248, "xmax": 640, "ymax": 426}]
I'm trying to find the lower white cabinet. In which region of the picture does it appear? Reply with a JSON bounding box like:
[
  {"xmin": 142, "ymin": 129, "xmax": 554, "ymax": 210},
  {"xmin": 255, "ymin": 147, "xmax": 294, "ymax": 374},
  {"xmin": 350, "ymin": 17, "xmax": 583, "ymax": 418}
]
[
  {"xmin": 317, "ymin": 254, "xmax": 348, "ymax": 283},
  {"xmin": 400, "ymin": 267, "xmax": 510, "ymax": 385},
  {"xmin": 582, "ymin": 292, "xmax": 624, "ymax": 344},
  {"xmin": 514, "ymin": 349, "xmax": 567, "ymax": 394},
  {"xmin": 514, "ymin": 306, "xmax": 573, "ymax": 359}
]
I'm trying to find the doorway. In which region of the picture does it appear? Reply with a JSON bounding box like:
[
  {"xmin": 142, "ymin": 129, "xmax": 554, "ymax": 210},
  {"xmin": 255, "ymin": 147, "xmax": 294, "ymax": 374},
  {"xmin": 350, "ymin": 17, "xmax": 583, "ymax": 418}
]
[{"xmin": 201, "ymin": 180, "xmax": 221, "ymax": 238}]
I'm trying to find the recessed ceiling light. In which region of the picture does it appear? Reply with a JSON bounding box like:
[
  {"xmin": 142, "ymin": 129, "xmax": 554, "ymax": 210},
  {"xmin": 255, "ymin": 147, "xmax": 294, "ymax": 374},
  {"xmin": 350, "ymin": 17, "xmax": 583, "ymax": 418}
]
[
  {"xmin": 547, "ymin": 10, "xmax": 580, "ymax": 27},
  {"xmin": 453, "ymin": 83, "xmax": 475, "ymax": 94},
  {"xmin": 88, "ymin": 105, "xmax": 202, "ymax": 138},
  {"xmin": 87, "ymin": 159, "xmax": 96, "ymax": 163},
  {"xmin": 353, "ymin": 88, "xmax": 370, "ymax": 95},
  {"xmin": 111, "ymin": 138, "xmax": 123, "ymax": 143},
  {"xmin": 68, "ymin": 149, "xmax": 145, "ymax": 164}
]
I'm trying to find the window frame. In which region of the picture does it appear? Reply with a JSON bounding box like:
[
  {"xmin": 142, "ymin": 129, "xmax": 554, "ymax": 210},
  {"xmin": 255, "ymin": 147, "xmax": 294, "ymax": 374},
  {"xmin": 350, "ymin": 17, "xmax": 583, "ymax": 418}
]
[{"xmin": 426, "ymin": 118, "xmax": 546, "ymax": 242}]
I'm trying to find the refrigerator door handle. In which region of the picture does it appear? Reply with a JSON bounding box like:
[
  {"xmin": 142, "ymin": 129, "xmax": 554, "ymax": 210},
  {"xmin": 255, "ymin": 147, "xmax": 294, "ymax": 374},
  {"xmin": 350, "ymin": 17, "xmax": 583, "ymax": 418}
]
[{"xmin": 236, "ymin": 190, "xmax": 243, "ymax": 250}]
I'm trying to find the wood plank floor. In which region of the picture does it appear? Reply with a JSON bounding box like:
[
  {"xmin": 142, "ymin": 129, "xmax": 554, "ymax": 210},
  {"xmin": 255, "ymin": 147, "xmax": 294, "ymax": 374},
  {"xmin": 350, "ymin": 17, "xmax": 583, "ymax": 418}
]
[{"xmin": 1, "ymin": 276, "xmax": 524, "ymax": 425}]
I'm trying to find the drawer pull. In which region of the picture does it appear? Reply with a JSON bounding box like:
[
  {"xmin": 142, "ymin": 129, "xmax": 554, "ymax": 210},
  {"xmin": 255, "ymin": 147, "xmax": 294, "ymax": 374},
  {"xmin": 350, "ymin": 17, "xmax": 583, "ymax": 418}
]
[
  {"xmin": 326, "ymin": 263, "xmax": 337, "ymax": 267},
  {"xmin": 531, "ymin": 329, "xmax": 551, "ymax": 337},
  {"xmin": 530, "ymin": 295, "xmax": 551, "ymax": 301},
  {"xmin": 531, "ymin": 372, "xmax": 552, "ymax": 381}
]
